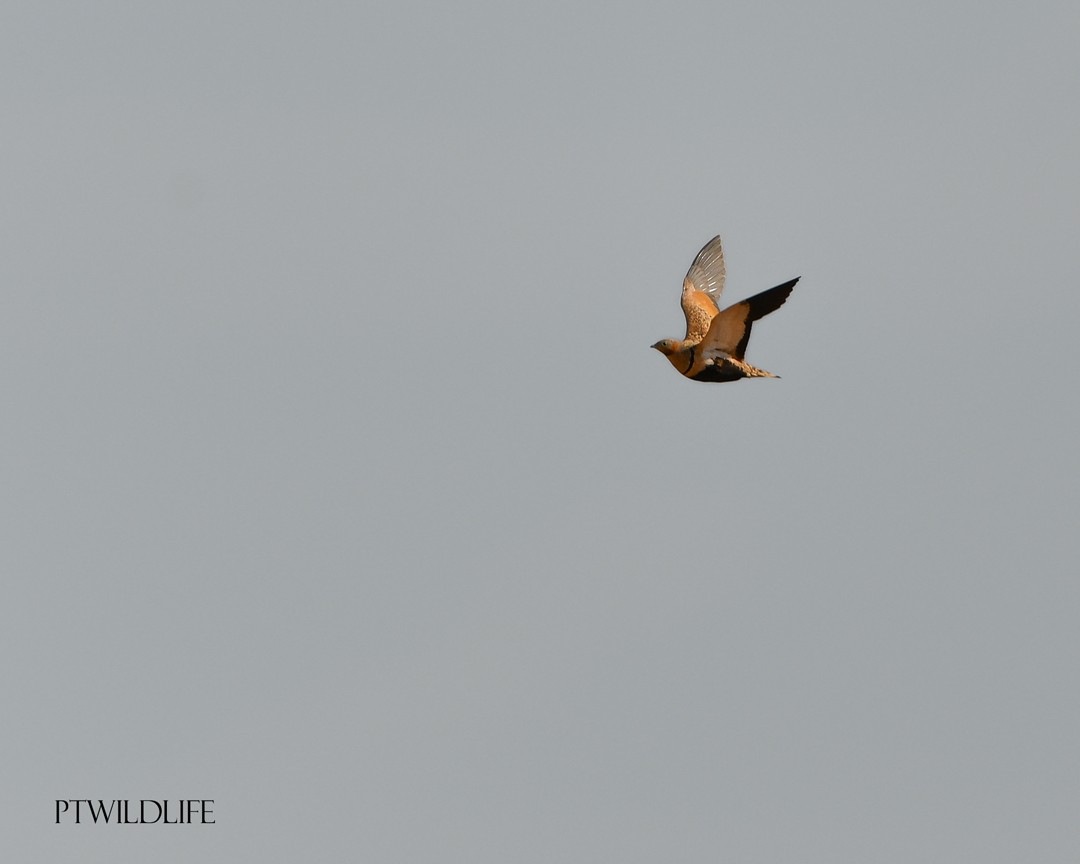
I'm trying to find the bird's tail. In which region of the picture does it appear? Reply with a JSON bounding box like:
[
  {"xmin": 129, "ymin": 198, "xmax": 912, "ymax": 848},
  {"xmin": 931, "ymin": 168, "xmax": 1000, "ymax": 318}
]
[{"xmin": 729, "ymin": 357, "xmax": 779, "ymax": 379}]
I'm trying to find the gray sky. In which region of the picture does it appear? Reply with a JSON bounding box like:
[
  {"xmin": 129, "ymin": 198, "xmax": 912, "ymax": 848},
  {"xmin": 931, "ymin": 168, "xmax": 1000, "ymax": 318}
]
[{"xmin": 3, "ymin": 1, "xmax": 1079, "ymax": 861}]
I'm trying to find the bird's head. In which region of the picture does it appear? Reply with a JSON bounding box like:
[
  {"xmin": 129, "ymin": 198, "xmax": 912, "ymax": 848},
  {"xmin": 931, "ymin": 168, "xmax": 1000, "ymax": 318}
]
[{"xmin": 651, "ymin": 339, "xmax": 678, "ymax": 356}]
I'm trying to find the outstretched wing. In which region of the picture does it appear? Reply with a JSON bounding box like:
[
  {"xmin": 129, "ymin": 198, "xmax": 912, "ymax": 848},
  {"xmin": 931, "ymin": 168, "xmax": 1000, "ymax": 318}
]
[
  {"xmin": 700, "ymin": 277, "xmax": 799, "ymax": 360},
  {"xmin": 684, "ymin": 235, "xmax": 727, "ymax": 298},
  {"xmin": 680, "ymin": 235, "xmax": 727, "ymax": 343}
]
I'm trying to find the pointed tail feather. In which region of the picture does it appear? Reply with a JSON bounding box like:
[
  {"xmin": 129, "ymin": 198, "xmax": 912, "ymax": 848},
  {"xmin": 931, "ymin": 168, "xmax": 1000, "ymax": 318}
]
[{"xmin": 728, "ymin": 357, "xmax": 780, "ymax": 379}]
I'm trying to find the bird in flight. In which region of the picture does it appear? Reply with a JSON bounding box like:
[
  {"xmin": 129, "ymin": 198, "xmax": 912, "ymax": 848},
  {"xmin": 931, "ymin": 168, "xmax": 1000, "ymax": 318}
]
[{"xmin": 651, "ymin": 235, "xmax": 798, "ymax": 381}]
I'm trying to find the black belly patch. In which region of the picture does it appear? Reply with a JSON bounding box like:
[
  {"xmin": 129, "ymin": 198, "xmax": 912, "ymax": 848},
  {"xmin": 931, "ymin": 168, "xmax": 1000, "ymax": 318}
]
[{"xmin": 690, "ymin": 364, "xmax": 744, "ymax": 382}]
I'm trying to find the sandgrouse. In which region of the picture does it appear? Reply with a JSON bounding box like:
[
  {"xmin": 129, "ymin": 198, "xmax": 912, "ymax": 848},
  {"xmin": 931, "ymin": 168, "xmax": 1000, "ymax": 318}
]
[{"xmin": 652, "ymin": 235, "xmax": 798, "ymax": 381}]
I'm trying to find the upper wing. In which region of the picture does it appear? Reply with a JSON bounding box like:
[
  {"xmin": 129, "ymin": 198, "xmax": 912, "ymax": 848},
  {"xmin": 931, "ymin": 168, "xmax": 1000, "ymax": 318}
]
[
  {"xmin": 699, "ymin": 277, "xmax": 799, "ymax": 360},
  {"xmin": 680, "ymin": 235, "xmax": 727, "ymax": 342}
]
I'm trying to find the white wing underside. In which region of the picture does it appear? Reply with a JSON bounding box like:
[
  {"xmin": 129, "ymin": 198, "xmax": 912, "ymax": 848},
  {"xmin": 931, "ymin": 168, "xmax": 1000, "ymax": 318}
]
[{"xmin": 683, "ymin": 235, "xmax": 726, "ymax": 301}]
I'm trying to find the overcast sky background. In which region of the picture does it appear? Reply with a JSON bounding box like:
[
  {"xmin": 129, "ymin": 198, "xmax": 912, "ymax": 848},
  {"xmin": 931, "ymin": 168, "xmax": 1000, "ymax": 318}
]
[{"xmin": 3, "ymin": 1, "xmax": 1079, "ymax": 861}]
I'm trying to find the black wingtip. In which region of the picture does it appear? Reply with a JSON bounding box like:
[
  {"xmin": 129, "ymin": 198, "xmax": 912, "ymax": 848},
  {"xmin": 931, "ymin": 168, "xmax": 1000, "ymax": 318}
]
[{"xmin": 743, "ymin": 278, "xmax": 799, "ymax": 321}]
